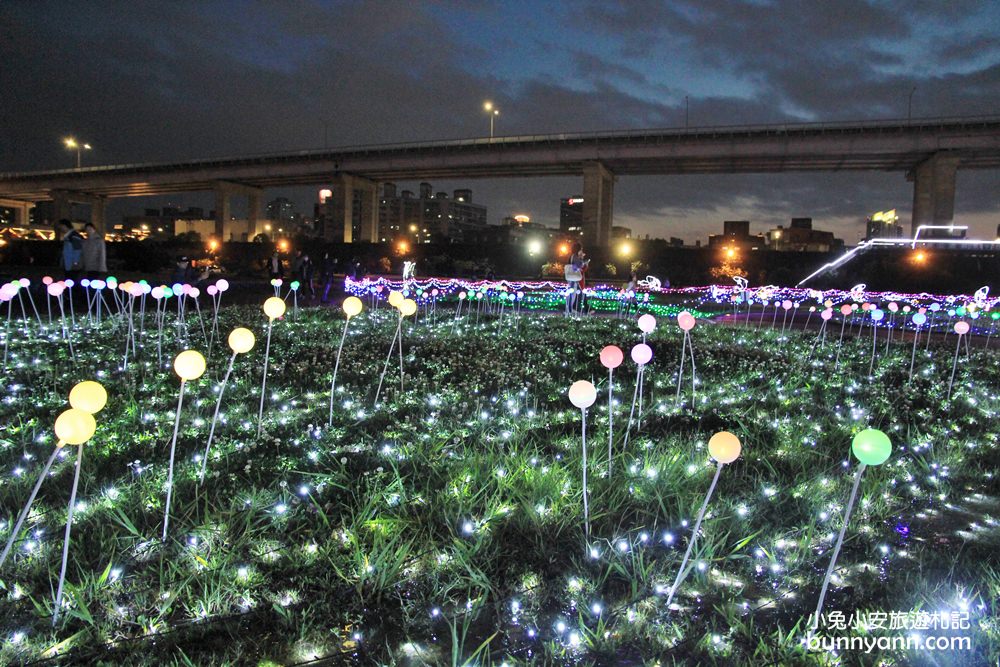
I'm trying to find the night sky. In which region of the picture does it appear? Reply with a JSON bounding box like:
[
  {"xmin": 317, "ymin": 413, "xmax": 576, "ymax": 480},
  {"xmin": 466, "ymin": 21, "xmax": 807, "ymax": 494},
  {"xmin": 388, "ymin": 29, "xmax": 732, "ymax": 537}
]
[{"xmin": 2, "ymin": 1, "xmax": 999, "ymax": 243}]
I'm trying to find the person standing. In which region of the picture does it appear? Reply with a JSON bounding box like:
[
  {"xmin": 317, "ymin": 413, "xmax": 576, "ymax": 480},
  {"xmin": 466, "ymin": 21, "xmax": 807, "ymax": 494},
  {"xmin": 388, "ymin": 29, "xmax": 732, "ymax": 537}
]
[
  {"xmin": 82, "ymin": 222, "xmax": 107, "ymax": 279},
  {"xmin": 564, "ymin": 242, "xmax": 589, "ymax": 315},
  {"xmin": 268, "ymin": 251, "xmax": 283, "ymax": 280},
  {"xmin": 300, "ymin": 253, "xmax": 315, "ymax": 297},
  {"xmin": 320, "ymin": 252, "xmax": 338, "ymax": 302},
  {"xmin": 57, "ymin": 219, "xmax": 84, "ymax": 280}
]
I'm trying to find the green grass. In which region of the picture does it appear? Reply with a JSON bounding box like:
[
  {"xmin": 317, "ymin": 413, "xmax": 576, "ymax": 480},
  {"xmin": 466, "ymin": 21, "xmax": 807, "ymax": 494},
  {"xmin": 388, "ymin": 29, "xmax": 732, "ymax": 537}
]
[{"xmin": 0, "ymin": 302, "xmax": 998, "ymax": 665}]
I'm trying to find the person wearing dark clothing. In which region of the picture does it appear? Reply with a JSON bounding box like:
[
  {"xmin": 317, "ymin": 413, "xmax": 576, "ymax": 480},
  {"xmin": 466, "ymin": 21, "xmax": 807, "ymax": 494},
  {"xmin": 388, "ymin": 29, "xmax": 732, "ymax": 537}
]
[
  {"xmin": 350, "ymin": 257, "xmax": 362, "ymax": 281},
  {"xmin": 57, "ymin": 220, "xmax": 84, "ymax": 280},
  {"xmin": 320, "ymin": 252, "xmax": 338, "ymax": 302},
  {"xmin": 300, "ymin": 254, "xmax": 315, "ymax": 297},
  {"xmin": 170, "ymin": 257, "xmax": 192, "ymax": 284}
]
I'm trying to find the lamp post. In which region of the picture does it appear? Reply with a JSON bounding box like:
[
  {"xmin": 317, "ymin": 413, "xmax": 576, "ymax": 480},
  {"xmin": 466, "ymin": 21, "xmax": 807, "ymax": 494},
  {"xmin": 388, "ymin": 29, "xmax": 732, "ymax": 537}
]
[
  {"xmin": 483, "ymin": 101, "xmax": 500, "ymax": 138},
  {"xmin": 63, "ymin": 137, "xmax": 91, "ymax": 168}
]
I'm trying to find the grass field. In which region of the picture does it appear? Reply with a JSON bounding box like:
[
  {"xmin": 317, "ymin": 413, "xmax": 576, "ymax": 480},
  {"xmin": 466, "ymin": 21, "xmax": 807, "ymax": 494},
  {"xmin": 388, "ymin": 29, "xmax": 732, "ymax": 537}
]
[{"xmin": 0, "ymin": 299, "xmax": 998, "ymax": 665}]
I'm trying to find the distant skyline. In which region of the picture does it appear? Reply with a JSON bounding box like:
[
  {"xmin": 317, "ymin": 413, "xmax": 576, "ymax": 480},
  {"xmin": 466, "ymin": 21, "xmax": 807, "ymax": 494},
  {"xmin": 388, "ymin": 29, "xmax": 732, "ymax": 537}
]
[{"xmin": 2, "ymin": 1, "xmax": 999, "ymax": 243}]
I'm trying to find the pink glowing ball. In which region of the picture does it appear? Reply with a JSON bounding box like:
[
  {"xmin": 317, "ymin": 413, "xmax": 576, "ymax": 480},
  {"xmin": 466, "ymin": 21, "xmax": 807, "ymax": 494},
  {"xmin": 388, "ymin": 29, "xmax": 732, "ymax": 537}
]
[
  {"xmin": 189, "ymin": 287, "xmax": 200, "ymax": 298},
  {"xmin": 42, "ymin": 276, "xmax": 53, "ymax": 286},
  {"xmin": 840, "ymin": 305, "xmax": 852, "ymax": 316},
  {"xmin": 216, "ymin": 279, "xmax": 230, "ymax": 292},
  {"xmin": 888, "ymin": 302, "xmax": 899, "ymax": 312},
  {"xmin": 954, "ymin": 321, "xmax": 970, "ymax": 335},
  {"xmin": 130, "ymin": 283, "xmax": 145, "ymax": 297},
  {"xmin": 600, "ymin": 345, "xmax": 624, "ymax": 369},
  {"xmin": 19, "ymin": 278, "xmax": 29, "ymax": 287},
  {"xmin": 918, "ymin": 307, "xmax": 926, "ymax": 314},
  {"xmin": 151, "ymin": 286, "xmax": 164, "ymax": 299},
  {"xmin": 808, "ymin": 306, "xmax": 816, "ymax": 312},
  {"xmin": 821, "ymin": 309, "xmax": 833, "ymax": 321},
  {"xmin": 47, "ymin": 283, "xmax": 64, "ymax": 297},
  {"xmin": 207, "ymin": 285, "xmax": 218, "ymax": 296},
  {"xmin": 782, "ymin": 300, "xmax": 792, "ymax": 310},
  {"xmin": 631, "ymin": 343, "xmax": 653, "ymax": 365},
  {"xmin": 637, "ymin": 314, "xmax": 656, "ymax": 333},
  {"xmin": 677, "ymin": 312, "xmax": 696, "ymax": 331}
]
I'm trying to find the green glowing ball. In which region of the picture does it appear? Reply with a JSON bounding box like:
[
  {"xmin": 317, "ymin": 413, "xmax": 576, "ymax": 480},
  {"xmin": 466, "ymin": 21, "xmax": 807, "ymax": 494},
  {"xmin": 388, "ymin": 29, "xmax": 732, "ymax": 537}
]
[{"xmin": 851, "ymin": 429, "xmax": 891, "ymax": 466}]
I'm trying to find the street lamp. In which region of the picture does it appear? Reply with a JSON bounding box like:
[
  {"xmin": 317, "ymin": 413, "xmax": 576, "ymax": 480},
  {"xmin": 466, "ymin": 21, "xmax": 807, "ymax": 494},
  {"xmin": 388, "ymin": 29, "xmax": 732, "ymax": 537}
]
[
  {"xmin": 63, "ymin": 137, "xmax": 92, "ymax": 168},
  {"xmin": 483, "ymin": 101, "xmax": 500, "ymax": 138}
]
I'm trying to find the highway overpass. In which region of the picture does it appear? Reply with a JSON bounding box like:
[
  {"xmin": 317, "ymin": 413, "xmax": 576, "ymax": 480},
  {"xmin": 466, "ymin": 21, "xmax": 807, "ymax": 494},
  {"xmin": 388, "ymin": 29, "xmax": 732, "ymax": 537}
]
[{"xmin": 1, "ymin": 115, "xmax": 999, "ymax": 245}]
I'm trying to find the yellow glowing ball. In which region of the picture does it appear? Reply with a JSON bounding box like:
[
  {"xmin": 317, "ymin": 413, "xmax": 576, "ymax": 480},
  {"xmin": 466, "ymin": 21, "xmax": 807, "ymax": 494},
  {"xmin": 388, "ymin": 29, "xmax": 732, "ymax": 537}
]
[
  {"xmin": 174, "ymin": 350, "xmax": 207, "ymax": 381},
  {"xmin": 399, "ymin": 299, "xmax": 417, "ymax": 317},
  {"xmin": 263, "ymin": 297, "xmax": 286, "ymax": 320},
  {"xmin": 54, "ymin": 408, "xmax": 96, "ymax": 446},
  {"xmin": 387, "ymin": 291, "xmax": 404, "ymax": 308},
  {"xmin": 228, "ymin": 327, "xmax": 256, "ymax": 354},
  {"xmin": 708, "ymin": 431, "xmax": 742, "ymax": 464},
  {"xmin": 68, "ymin": 380, "xmax": 107, "ymax": 414},
  {"xmin": 343, "ymin": 296, "xmax": 363, "ymax": 318}
]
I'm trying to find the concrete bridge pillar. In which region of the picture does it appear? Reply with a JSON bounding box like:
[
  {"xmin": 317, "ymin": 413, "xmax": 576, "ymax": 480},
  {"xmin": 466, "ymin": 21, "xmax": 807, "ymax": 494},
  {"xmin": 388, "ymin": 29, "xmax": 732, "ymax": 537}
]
[
  {"xmin": 909, "ymin": 153, "xmax": 960, "ymax": 236},
  {"xmin": 0, "ymin": 199, "xmax": 33, "ymax": 227},
  {"xmin": 52, "ymin": 191, "xmax": 73, "ymax": 222},
  {"xmin": 326, "ymin": 175, "xmax": 379, "ymax": 243},
  {"xmin": 215, "ymin": 181, "xmax": 263, "ymax": 241},
  {"xmin": 582, "ymin": 161, "xmax": 615, "ymax": 248},
  {"xmin": 247, "ymin": 190, "xmax": 261, "ymax": 241},
  {"xmin": 91, "ymin": 197, "xmax": 106, "ymax": 235}
]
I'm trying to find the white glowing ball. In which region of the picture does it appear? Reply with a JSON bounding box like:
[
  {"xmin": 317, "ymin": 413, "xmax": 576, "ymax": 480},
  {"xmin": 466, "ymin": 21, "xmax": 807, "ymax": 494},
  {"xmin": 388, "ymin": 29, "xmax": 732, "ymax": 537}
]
[
  {"xmin": 631, "ymin": 343, "xmax": 652, "ymax": 365},
  {"xmin": 568, "ymin": 380, "xmax": 597, "ymax": 409},
  {"xmin": 637, "ymin": 314, "xmax": 656, "ymax": 333}
]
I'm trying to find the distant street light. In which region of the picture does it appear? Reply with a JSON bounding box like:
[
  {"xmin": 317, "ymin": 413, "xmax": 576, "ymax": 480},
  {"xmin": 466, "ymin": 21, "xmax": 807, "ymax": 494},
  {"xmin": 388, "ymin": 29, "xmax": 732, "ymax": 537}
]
[
  {"xmin": 483, "ymin": 101, "xmax": 500, "ymax": 138},
  {"xmin": 907, "ymin": 86, "xmax": 916, "ymax": 122},
  {"xmin": 618, "ymin": 242, "xmax": 633, "ymax": 257},
  {"xmin": 527, "ymin": 239, "xmax": 542, "ymax": 256},
  {"xmin": 63, "ymin": 137, "xmax": 92, "ymax": 168}
]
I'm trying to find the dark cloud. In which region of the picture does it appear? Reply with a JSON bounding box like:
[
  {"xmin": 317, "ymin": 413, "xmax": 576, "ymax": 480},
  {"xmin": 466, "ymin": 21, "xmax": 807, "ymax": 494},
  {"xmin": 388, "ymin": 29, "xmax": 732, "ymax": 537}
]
[{"xmin": 0, "ymin": 0, "xmax": 997, "ymax": 243}]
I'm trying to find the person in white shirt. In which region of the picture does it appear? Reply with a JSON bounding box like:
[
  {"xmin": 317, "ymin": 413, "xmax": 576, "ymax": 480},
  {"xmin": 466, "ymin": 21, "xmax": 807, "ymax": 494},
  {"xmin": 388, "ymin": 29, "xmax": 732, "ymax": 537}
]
[{"xmin": 82, "ymin": 222, "xmax": 107, "ymax": 278}]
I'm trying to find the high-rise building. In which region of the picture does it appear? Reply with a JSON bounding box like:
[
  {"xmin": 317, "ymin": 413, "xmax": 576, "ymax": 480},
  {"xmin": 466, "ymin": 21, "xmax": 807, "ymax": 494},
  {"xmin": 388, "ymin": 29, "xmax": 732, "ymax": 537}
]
[
  {"xmin": 560, "ymin": 197, "xmax": 585, "ymax": 236},
  {"xmin": 266, "ymin": 197, "xmax": 297, "ymax": 225},
  {"xmin": 865, "ymin": 210, "xmax": 904, "ymax": 240},
  {"xmin": 377, "ymin": 182, "xmax": 487, "ymax": 243}
]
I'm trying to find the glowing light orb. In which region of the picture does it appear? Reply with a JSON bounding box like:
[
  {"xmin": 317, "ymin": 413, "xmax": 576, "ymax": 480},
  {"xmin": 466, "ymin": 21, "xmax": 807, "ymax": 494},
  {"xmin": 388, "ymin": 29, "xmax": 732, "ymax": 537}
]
[
  {"xmin": 852, "ymin": 429, "xmax": 891, "ymax": 466},
  {"xmin": 228, "ymin": 328, "xmax": 256, "ymax": 354},
  {"xmin": 263, "ymin": 297, "xmax": 286, "ymax": 320},
  {"xmin": 69, "ymin": 381, "xmax": 107, "ymax": 414},
  {"xmin": 55, "ymin": 409, "xmax": 96, "ymax": 446},
  {"xmin": 174, "ymin": 350, "xmax": 207, "ymax": 381},
  {"xmin": 568, "ymin": 380, "xmax": 597, "ymax": 409},
  {"xmin": 599, "ymin": 345, "xmax": 624, "ymax": 369},
  {"xmin": 708, "ymin": 431, "xmax": 742, "ymax": 464}
]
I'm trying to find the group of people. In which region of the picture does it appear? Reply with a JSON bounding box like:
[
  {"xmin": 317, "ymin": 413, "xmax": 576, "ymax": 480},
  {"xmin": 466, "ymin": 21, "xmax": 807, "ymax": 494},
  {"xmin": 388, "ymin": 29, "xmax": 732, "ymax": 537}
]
[
  {"xmin": 268, "ymin": 250, "xmax": 362, "ymax": 302},
  {"xmin": 58, "ymin": 219, "xmax": 106, "ymax": 279}
]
